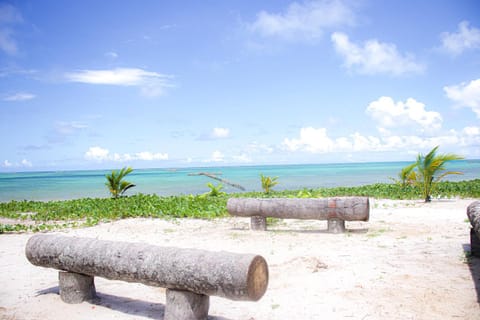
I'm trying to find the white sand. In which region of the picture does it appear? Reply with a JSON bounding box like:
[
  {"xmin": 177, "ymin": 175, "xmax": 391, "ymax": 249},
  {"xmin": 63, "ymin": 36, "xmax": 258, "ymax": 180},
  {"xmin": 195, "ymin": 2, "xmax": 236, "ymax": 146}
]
[{"xmin": 1, "ymin": 198, "xmax": 479, "ymax": 320}]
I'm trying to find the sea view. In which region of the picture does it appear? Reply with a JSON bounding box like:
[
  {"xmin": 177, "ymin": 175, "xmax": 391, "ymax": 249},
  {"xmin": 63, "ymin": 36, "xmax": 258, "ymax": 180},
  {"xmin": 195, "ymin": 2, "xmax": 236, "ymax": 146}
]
[{"xmin": 1, "ymin": 160, "xmax": 478, "ymax": 202}]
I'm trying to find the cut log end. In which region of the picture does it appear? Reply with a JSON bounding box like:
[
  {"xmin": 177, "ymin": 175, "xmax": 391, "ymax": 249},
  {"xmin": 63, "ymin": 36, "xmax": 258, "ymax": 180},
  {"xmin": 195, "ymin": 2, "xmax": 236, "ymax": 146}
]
[{"xmin": 246, "ymin": 255, "xmax": 269, "ymax": 301}]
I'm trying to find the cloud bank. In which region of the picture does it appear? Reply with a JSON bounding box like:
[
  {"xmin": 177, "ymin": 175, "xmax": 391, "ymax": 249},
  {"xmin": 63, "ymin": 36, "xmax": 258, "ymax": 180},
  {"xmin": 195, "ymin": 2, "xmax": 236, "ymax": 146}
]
[{"xmin": 84, "ymin": 146, "xmax": 168, "ymax": 162}]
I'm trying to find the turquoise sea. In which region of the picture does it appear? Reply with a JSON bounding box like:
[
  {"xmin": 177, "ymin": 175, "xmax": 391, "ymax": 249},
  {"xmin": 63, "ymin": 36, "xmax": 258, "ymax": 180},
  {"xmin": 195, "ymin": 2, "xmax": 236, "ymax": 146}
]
[{"xmin": 0, "ymin": 161, "xmax": 479, "ymax": 202}]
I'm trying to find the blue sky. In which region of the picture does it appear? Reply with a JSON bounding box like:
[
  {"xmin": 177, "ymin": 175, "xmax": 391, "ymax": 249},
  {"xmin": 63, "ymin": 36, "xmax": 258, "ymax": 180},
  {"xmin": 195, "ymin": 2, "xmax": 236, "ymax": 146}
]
[{"xmin": 1, "ymin": 0, "xmax": 479, "ymax": 171}]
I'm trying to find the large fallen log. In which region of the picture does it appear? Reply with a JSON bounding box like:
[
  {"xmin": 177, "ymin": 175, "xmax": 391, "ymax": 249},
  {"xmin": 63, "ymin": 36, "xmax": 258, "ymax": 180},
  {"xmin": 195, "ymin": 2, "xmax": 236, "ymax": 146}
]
[
  {"xmin": 467, "ymin": 201, "xmax": 480, "ymax": 256},
  {"xmin": 25, "ymin": 234, "xmax": 269, "ymax": 320},
  {"xmin": 227, "ymin": 197, "xmax": 369, "ymax": 233}
]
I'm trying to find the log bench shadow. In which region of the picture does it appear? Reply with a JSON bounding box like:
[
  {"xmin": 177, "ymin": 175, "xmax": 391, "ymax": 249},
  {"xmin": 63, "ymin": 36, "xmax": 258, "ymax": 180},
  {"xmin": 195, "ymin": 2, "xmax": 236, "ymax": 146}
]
[
  {"xmin": 230, "ymin": 226, "xmax": 369, "ymax": 234},
  {"xmin": 35, "ymin": 287, "xmax": 232, "ymax": 320},
  {"xmin": 463, "ymin": 243, "xmax": 480, "ymax": 303}
]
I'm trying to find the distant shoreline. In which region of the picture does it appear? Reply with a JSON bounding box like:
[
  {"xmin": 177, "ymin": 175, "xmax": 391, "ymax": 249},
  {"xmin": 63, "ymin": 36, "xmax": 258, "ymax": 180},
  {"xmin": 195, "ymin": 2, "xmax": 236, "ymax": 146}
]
[{"xmin": 1, "ymin": 160, "xmax": 478, "ymax": 202}]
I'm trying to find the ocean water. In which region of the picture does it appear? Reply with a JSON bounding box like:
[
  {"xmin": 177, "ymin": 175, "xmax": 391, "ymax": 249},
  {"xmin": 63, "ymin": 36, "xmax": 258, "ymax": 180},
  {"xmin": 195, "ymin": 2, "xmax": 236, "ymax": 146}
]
[{"xmin": 0, "ymin": 160, "xmax": 478, "ymax": 202}]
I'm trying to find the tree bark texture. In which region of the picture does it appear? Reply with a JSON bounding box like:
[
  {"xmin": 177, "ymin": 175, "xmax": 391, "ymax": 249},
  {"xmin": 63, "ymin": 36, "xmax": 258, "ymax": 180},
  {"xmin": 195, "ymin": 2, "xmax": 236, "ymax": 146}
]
[
  {"xmin": 25, "ymin": 234, "xmax": 268, "ymax": 301},
  {"xmin": 164, "ymin": 289, "xmax": 209, "ymax": 320},
  {"xmin": 467, "ymin": 201, "xmax": 480, "ymax": 235},
  {"xmin": 467, "ymin": 201, "xmax": 480, "ymax": 257},
  {"xmin": 58, "ymin": 271, "xmax": 96, "ymax": 303},
  {"xmin": 227, "ymin": 197, "xmax": 369, "ymax": 221}
]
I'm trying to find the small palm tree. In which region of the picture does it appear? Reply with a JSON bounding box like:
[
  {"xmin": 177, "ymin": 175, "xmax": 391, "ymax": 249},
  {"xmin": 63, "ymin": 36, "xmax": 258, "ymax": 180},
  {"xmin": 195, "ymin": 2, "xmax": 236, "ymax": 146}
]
[
  {"xmin": 260, "ymin": 174, "xmax": 278, "ymax": 193},
  {"xmin": 397, "ymin": 162, "xmax": 417, "ymax": 187},
  {"xmin": 105, "ymin": 167, "xmax": 136, "ymax": 199},
  {"xmin": 415, "ymin": 146, "xmax": 463, "ymax": 202}
]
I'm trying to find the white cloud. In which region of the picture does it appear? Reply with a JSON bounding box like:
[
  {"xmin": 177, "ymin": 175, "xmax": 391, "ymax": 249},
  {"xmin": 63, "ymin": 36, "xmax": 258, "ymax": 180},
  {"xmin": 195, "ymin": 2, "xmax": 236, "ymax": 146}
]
[
  {"xmin": 440, "ymin": 21, "xmax": 480, "ymax": 55},
  {"xmin": 2, "ymin": 160, "xmax": 12, "ymax": 167},
  {"xmin": 105, "ymin": 51, "xmax": 118, "ymax": 59},
  {"xmin": 2, "ymin": 158, "xmax": 32, "ymax": 168},
  {"xmin": 65, "ymin": 68, "xmax": 173, "ymax": 97},
  {"xmin": 3, "ymin": 92, "xmax": 35, "ymax": 101},
  {"xmin": 0, "ymin": 29, "xmax": 17, "ymax": 55},
  {"xmin": 444, "ymin": 79, "xmax": 480, "ymax": 118},
  {"xmin": 232, "ymin": 153, "xmax": 252, "ymax": 163},
  {"xmin": 55, "ymin": 121, "xmax": 88, "ymax": 135},
  {"xmin": 212, "ymin": 127, "xmax": 230, "ymax": 139},
  {"xmin": 366, "ymin": 96, "xmax": 442, "ymax": 131},
  {"xmin": 331, "ymin": 32, "xmax": 424, "ymax": 76},
  {"xmin": 211, "ymin": 150, "xmax": 224, "ymax": 162},
  {"xmin": 463, "ymin": 126, "xmax": 480, "ymax": 136},
  {"xmin": 249, "ymin": 0, "xmax": 355, "ymax": 42},
  {"xmin": 204, "ymin": 150, "xmax": 225, "ymax": 163},
  {"xmin": 85, "ymin": 146, "xmax": 110, "ymax": 161},
  {"xmin": 21, "ymin": 159, "xmax": 32, "ymax": 167},
  {"xmin": 133, "ymin": 152, "xmax": 168, "ymax": 161},
  {"xmin": 0, "ymin": 3, "xmax": 22, "ymax": 56},
  {"xmin": 84, "ymin": 146, "xmax": 168, "ymax": 162},
  {"xmin": 283, "ymin": 127, "xmax": 351, "ymax": 153},
  {"xmin": 282, "ymin": 126, "xmax": 480, "ymax": 156},
  {"xmin": 198, "ymin": 127, "xmax": 231, "ymax": 140}
]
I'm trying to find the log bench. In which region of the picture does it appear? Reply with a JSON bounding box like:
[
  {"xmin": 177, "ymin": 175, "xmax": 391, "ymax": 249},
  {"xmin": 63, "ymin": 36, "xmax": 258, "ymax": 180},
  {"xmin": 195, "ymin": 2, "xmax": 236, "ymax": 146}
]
[
  {"xmin": 227, "ymin": 197, "xmax": 370, "ymax": 233},
  {"xmin": 467, "ymin": 201, "xmax": 480, "ymax": 256},
  {"xmin": 25, "ymin": 234, "xmax": 269, "ymax": 320}
]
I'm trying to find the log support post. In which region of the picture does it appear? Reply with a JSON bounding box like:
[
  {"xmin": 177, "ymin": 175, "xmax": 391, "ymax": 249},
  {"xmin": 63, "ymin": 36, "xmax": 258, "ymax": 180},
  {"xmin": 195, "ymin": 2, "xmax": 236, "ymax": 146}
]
[
  {"xmin": 327, "ymin": 219, "xmax": 346, "ymax": 234},
  {"xmin": 165, "ymin": 289, "xmax": 210, "ymax": 320},
  {"xmin": 250, "ymin": 216, "xmax": 267, "ymax": 231},
  {"xmin": 59, "ymin": 271, "xmax": 96, "ymax": 303}
]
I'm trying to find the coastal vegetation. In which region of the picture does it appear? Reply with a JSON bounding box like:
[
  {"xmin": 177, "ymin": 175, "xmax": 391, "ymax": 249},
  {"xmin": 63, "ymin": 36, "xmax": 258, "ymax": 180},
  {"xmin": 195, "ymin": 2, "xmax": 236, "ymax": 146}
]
[
  {"xmin": 260, "ymin": 174, "xmax": 279, "ymax": 193},
  {"xmin": 1, "ymin": 178, "xmax": 479, "ymax": 233},
  {"xmin": 395, "ymin": 146, "xmax": 464, "ymax": 202},
  {"xmin": 105, "ymin": 167, "xmax": 136, "ymax": 199}
]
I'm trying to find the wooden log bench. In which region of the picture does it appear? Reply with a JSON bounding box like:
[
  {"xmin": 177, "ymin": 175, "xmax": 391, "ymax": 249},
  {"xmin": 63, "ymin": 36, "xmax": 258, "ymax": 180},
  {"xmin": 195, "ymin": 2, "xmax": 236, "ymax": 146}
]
[
  {"xmin": 25, "ymin": 234, "xmax": 269, "ymax": 320},
  {"xmin": 227, "ymin": 197, "xmax": 370, "ymax": 233},
  {"xmin": 467, "ymin": 201, "xmax": 480, "ymax": 256}
]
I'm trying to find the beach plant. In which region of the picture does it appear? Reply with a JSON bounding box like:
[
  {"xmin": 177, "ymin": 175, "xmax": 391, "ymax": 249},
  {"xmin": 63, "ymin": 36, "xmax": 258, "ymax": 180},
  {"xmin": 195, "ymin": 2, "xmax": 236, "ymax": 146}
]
[
  {"xmin": 413, "ymin": 146, "xmax": 464, "ymax": 202},
  {"xmin": 105, "ymin": 167, "xmax": 136, "ymax": 199},
  {"xmin": 395, "ymin": 163, "xmax": 417, "ymax": 187},
  {"xmin": 205, "ymin": 183, "xmax": 226, "ymax": 197},
  {"xmin": 2, "ymin": 179, "xmax": 480, "ymax": 234},
  {"xmin": 260, "ymin": 174, "xmax": 278, "ymax": 193}
]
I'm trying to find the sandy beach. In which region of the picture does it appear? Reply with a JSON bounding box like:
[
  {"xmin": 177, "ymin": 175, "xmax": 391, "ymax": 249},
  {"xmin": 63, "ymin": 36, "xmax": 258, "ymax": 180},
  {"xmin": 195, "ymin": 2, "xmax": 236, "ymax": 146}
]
[{"xmin": 1, "ymin": 198, "xmax": 479, "ymax": 320}]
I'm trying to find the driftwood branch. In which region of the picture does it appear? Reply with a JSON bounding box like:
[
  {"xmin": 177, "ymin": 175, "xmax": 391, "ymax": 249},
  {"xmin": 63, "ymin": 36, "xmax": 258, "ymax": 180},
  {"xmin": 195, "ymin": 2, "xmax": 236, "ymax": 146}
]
[{"xmin": 189, "ymin": 172, "xmax": 245, "ymax": 191}]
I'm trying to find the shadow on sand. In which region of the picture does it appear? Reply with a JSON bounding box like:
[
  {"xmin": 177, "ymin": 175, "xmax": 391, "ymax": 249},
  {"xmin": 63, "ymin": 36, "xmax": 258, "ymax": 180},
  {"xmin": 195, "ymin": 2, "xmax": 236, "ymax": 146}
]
[
  {"xmin": 230, "ymin": 226, "xmax": 369, "ymax": 234},
  {"xmin": 463, "ymin": 243, "xmax": 480, "ymax": 303},
  {"xmin": 36, "ymin": 287, "xmax": 232, "ymax": 320}
]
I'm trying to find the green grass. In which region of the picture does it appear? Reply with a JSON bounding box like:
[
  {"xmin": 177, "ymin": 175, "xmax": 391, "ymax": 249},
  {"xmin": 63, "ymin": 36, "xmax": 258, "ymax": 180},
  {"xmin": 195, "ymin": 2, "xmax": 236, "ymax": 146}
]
[{"xmin": 1, "ymin": 179, "xmax": 479, "ymax": 233}]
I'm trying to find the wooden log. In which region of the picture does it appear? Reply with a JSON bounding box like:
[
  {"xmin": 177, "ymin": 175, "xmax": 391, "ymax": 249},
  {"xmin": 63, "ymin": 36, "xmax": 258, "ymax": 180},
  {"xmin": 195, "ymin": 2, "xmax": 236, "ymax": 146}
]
[
  {"xmin": 227, "ymin": 197, "xmax": 370, "ymax": 221},
  {"xmin": 467, "ymin": 201, "xmax": 480, "ymax": 257},
  {"xmin": 25, "ymin": 234, "xmax": 268, "ymax": 302},
  {"xmin": 467, "ymin": 201, "xmax": 480, "ymax": 235}
]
